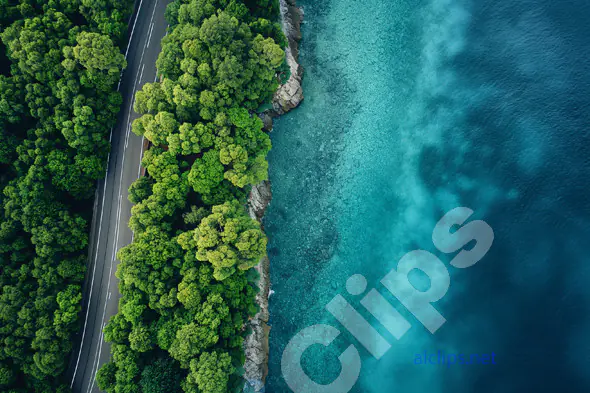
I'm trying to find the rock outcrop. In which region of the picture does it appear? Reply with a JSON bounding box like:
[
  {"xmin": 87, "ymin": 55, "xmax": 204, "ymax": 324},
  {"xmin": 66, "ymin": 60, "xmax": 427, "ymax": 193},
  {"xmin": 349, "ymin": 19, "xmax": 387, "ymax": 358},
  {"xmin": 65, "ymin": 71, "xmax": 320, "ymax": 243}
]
[
  {"xmin": 243, "ymin": 0, "xmax": 304, "ymax": 391},
  {"xmin": 248, "ymin": 180, "xmax": 273, "ymax": 222},
  {"xmin": 243, "ymin": 182, "xmax": 272, "ymax": 393},
  {"xmin": 270, "ymin": 0, "xmax": 304, "ymax": 116}
]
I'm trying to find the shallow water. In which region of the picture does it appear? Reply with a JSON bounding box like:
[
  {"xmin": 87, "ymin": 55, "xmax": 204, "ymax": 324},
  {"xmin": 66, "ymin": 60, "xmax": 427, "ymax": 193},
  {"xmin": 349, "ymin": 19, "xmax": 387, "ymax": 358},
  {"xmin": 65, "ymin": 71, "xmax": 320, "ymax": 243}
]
[{"xmin": 264, "ymin": 0, "xmax": 590, "ymax": 391}]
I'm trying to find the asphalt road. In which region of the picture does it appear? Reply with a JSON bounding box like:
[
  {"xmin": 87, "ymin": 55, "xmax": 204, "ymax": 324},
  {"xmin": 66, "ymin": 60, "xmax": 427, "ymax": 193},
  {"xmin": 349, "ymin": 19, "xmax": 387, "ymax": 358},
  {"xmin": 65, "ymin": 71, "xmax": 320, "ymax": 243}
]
[{"xmin": 66, "ymin": 0, "xmax": 171, "ymax": 392}]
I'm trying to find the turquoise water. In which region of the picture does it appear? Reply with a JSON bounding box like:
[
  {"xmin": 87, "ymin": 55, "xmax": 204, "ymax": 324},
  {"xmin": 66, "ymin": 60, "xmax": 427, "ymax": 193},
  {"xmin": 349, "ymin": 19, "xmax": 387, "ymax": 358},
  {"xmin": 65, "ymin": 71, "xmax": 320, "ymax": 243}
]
[{"xmin": 265, "ymin": 0, "xmax": 590, "ymax": 391}]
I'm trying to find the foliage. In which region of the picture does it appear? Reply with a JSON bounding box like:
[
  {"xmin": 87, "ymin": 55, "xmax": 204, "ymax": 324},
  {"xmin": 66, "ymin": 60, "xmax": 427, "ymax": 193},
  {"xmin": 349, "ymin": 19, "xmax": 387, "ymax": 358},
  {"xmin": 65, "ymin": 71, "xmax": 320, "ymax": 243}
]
[
  {"xmin": 63, "ymin": 31, "xmax": 127, "ymax": 92},
  {"xmin": 0, "ymin": 0, "xmax": 132, "ymax": 391},
  {"xmin": 96, "ymin": 361, "xmax": 117, "ymax": 392},
  {"xmin": 99, "ymin": 0, "xmax": 285, "ymax": 392},
  {"xmin": 184, "ymin": 351, "xmax": 234, "ymax": 393},
  {"xmin": 179, "ymin": 200, "xmax": 267, "ymax": 280},
  {"xmin": 139, "ymin": 358, "xmax": 183, "ymax": 393}
]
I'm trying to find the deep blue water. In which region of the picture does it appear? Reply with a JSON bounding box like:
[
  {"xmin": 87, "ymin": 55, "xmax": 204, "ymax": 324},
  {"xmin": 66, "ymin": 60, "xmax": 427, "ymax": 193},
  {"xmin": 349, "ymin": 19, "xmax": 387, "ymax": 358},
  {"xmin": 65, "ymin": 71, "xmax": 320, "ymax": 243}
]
[{"xmin": 264, "ymin": 0, "xmax": 590, "ymax": 392}]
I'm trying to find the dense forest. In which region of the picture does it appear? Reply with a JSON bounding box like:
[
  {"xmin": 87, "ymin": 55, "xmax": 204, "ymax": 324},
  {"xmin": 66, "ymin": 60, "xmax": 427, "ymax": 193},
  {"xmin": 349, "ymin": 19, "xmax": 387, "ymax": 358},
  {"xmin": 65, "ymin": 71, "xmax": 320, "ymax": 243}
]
[
  {"xmin": 94, "ymin": 1, "xmax": 286, "ymax": 393},
  {"xmin": 0, "ymin": 0, "xmax": 133, "ymax": 393},
  {"xmin": 0, "ymin": 0, "xmax": 134, "ymax": 392}
]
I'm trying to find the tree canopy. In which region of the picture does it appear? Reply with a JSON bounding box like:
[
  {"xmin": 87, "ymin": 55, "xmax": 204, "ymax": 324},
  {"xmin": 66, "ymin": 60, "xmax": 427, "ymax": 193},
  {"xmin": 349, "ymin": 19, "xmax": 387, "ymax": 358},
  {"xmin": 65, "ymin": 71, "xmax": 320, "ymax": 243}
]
[
  {"xmin": 0, "ymin": 0, "xmax": 133, "ymax": 391},
  {"xmin": 99, "ymin": 0, "xmax": 285, "ymax": 392}
]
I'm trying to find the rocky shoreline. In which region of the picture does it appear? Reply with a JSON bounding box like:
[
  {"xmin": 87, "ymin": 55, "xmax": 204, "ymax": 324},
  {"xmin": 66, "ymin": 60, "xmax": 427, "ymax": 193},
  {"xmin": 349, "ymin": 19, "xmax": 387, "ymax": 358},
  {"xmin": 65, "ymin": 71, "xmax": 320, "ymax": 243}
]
[{"xmin": 243, "ymin": 0, "xmax": 304, "ymax": 391}]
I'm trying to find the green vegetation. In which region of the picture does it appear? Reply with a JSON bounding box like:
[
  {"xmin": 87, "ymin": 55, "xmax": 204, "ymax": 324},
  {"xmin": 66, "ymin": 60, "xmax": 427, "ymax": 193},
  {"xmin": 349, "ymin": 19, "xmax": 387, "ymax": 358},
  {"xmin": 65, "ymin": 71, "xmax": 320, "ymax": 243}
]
[
  {"xmin": 97, "ymin": 0, "xmax": 285, "ymax": 392},
  {"xmin": 0, "ymin": 1, "xmax": 133, "ymax": 392}
]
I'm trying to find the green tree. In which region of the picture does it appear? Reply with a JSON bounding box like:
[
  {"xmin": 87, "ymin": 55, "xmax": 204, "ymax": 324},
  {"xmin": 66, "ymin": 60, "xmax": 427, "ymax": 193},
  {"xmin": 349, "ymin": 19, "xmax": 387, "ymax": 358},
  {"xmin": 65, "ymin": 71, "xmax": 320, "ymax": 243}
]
[
  {"xmin": 182, "ymin": 205, "xmax": 209, "ymax": 227},
  {"xmin": 0, "ymin": 130, "xmax": 18, "ymax": 165},
  {"xmin": 96, "ymin": 361, "xmax": 117, "ymax": 392},
  {"xmin": 80, "ymin": 0, "xmax": 134, "ymax": 39},
  {"xmin": 134, "ymin": 82, "xmax": 174, "ymax": 114},
  {"xmin": 46, "ymin": 149, "xmax": 103, "ymax": 199},
  {"xmin": 104, "ymin": 314, "xmax": 132, "ymax": 344},
  {"xmin": 128, "ymin": 323, "xmax": 153, "ymax": 353},
  {"xmin": 188, "ymin": 149, "xmax": 224, "ymax": 196},
  {"xmin": 128, "ymin": 176, "xmax": 153, "ymax": 204},
  {"xmin": 53, "ymin": 285, "xmax": 82, "ymax": 338},
  {"xmin": 167, "ymin": 122, "xmax": 214, "ymax": 156},
  {"xmin": 0, "ymin": 364, "xmax": 15, "ymax": 386},
  {"xmin": 1, "ymin": 9, "xmax": 72, "ymax": 83},
  {"xmin": 111, "ymin": 344, "xmax": 140, "ymax": 393},
  {"xmin": 0, "ymin": 0, "xmax": 133, "ymax": 390},
  {"xmin": 219, "ymin": 143, "xmax": 268, "ymax": 188},
  {"xmin": 63, "ymin": 31, "xmax": 127, "ymax": 91},
  {"xmin": 184, "ymin": 351, "xmax": 234, "ymax": 393},
  {"xmin": 139, "ymin": 358, "xmax": 182, "ymax": 393},
  {"xmin": 169, "ymin": 294, "xmax": 228, "ymax": 366},
  {"xmin": 179, "ymin": 200, "xmax": 266, "ymax": 280},
  {"xmin": 131, "ymin": 111, "xmax": 178, "ymax": 146},
  {"xmin": 0, "ymin": 75, "xmax": 26, "ymax": 125},
  {"xmin": 93, "ymin": 1, "xmax": 285, "ymax": 392}
]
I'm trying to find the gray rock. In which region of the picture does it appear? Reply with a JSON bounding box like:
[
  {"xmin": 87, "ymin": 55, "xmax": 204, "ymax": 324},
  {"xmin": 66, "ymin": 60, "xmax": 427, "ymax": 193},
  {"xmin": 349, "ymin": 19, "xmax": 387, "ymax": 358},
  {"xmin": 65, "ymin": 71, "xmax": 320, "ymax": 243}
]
[
  {"xmin": 243, "ymin": 0, "xmax": 304, "ymax": 391},
  {"xmin": 242, "ymin": 182, "xmax": 272, "ymax": 391},
  {"xmin": 248, "ymin": 181, "xmax": 272, "ymax": 222},
  {"xmin": 269, "ymin": 0, "xmax": 304, "ymax": 117}
]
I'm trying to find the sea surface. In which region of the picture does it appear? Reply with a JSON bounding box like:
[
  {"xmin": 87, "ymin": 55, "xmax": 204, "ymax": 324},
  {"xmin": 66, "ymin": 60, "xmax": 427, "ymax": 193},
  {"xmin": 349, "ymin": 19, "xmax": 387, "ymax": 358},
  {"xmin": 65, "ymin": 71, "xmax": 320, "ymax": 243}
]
[{"xmin": 264, "ymin": 0, "xmax": 590, "ymax": 392}]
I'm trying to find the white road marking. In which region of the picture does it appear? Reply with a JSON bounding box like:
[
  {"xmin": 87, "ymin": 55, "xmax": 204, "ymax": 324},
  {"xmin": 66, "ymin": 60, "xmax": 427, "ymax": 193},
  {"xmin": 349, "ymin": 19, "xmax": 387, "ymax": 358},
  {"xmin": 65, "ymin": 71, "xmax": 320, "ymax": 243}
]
[
  {"xmin": 69, "ymin": 151, "xmax": 110, "ymax": 388},
  {"xmin": 145, "ymin": 0, "xmax": 159, "ymax": 52},
  {"xmin": 87, "ymin": 197, "xmax": 124, "ymax": 393},
  {"xmin": 124, "ymin": 66, "xmax": 142, "ymax": 150},
  {"xmin": 86, "ymin": 1, "xmax": 162, "ymax": 389},
  {"xmin": 87, "ymin": 328, "xmax": 107, "ymax": 393},
  {"xmin": 138, "ymin": 63, "xmax": 145, "ymax": 85},
  {"xmin": 147, "ymin": 22, "xmax": 155, "ymax": 48},
  {"xmin": 124, "ymin": 0, "xmax": 145, "ymax": 60},
  {"xmin": 125, "ymin": 123, "xmax": 129, "ymax": 149},
  {"xmin": 70, "ymin": 0, "xmax": 148, "ymax": 386},
  {"xmin": 86, "ymin": 196, "xmax": 123, "ymax": 393},
  {"xmin": 137, "ymin": 136, "xmax": 145, "ymax": 179}
]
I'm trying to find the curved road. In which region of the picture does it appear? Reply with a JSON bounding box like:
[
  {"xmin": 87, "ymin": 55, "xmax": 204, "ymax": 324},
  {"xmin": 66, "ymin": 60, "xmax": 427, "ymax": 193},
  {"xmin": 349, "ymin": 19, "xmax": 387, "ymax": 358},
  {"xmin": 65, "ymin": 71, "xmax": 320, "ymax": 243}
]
[{"xmin": 66, "ymin": 0, "xmax": 171, "ymax": 392}]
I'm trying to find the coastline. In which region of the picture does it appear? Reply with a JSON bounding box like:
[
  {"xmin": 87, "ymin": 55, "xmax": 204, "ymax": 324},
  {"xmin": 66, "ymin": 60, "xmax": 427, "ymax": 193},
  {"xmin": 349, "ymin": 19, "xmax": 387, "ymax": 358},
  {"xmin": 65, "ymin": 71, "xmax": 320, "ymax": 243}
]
[{"xmin": 243, "ymin": 0, "xmax": 304, "ymax": 391}]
